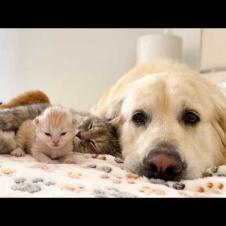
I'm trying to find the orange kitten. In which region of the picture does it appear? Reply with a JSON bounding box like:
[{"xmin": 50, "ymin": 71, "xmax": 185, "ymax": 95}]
[{"xmin": 11, "ymin": 106, "xmax": 77, "ymax": 164}]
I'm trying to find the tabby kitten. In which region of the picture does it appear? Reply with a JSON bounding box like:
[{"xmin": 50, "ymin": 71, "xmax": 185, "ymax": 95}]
[
  {"xmin": 11, "ymin": 106, "xmax": 77, "ymax": 164},
  {"xmin": 74, "ymin": 116, "xmax": 121, "ymax": 157},
  {"xmin": 0, "ymin": 130, "xmax": 16, "ymax": 154}
]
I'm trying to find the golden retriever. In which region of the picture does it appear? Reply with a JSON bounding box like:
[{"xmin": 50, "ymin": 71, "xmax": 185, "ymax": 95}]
[{"xmin": 92, "ymin": 61, "xmax": 226, "ymax": 181}]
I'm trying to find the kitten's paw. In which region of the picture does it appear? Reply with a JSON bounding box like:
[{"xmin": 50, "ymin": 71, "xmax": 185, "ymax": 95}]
[
  {"xmin": 63, "ymin": 159, "xmax": 77, "ymax": 164},
  {"xmin": 11, "ymin": 148, "xmax": 26, "ymax": 157},
  {"xmin": 47, "ymin": 160, "xmax": 59, "ymax": 164}
]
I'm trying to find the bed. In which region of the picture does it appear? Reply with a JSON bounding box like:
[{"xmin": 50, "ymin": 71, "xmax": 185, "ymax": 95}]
[{"xmin": 0, "ymin": 151, "xmax": 226, "ymax": 197}]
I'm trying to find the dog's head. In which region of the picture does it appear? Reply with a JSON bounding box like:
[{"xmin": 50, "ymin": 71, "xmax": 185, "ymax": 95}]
[{"xmin": 104, "ymin": 71, "xmax": 226, "ymax": 181}]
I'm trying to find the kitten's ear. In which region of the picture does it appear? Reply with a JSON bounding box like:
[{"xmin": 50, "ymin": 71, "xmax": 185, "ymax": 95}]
[
  {"xmin": 110, "ymin": 116, "xmax": 122, "ymax": 128},
  {"xmin": 72, "ymin": 115, "xmax": 83, "ymax": 126},
  {"xmin": 72, "ymin": 118, "xmax": 77, "ymax": 125},
  {"xmin": 33, "ymin": 117, "xmax": 40, "ymax": 127},
  {"xmin": 108, "ymin": 115, "xmax": 123, "ymax": 137}
]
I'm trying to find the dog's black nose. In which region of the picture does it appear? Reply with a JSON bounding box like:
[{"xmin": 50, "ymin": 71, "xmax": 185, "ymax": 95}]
[{"xmin": 142, "ymin": 148, "xmax": 185, "ymax": 181}]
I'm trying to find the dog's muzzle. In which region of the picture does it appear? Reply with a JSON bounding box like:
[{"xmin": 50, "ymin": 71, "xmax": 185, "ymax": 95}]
[{"xmin": 140, "ymin": 143, "xmax": 187, "ymax": 181}]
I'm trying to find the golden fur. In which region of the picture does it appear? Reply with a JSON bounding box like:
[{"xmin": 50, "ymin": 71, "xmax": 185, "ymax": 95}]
[
  {"xmin": 12, "ymin": 106, "xmax": 77, "ymax": 164},
  {"xmin": 92, "ymin": 60, "xmax": 226, "ymax": 179},
  {"xmin": 0, "ymin": 90, "xmax": 50, "ymax": 109}
]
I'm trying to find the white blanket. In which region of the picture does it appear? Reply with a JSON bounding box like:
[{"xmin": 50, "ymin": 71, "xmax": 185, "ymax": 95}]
[{"xmin": 0, "ymin": 153, "xmax": 225, "ymax": 197}]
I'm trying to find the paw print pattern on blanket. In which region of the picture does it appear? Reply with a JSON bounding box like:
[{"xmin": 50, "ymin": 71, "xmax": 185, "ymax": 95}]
[
  {"xmin": 93, "ymin": 187, "xmax": 137, "ymax": 197},
  {"xmin": 1, "ymin": 168, "xmax": 16, "ymax": 176},
  {"xmin": 11, "ymin": 176, "xmax": 55, "ymax": 193},
  {"xmin": 11, "ymin": 183, "xmax": 42, "ymax": 193},
  {"xmin": 0, "ymin": 153, "xmax": 226, "ymax": 197}
]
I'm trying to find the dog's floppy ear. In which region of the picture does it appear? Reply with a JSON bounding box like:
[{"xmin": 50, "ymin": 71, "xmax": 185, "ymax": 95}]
[
  {"xmin": 100, "ymin": 88, "xmax": 127, "ymax": 123},
  {"xmin": 212, "ymin": 93, "xmax": 226, "ymax": 148},
  {"xmin": 105, "ymin": 97, "xmax": 124, "ymax": 121},
  {"xmin": 96, "ymin": 89, "xmax": 127, "ymax": 134}
]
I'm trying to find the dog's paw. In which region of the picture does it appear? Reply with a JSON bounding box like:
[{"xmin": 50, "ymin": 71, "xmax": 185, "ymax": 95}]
[
  {"xmin": 11, "ymin": 148, "xmax": 26, "ymax": 157},
  {"xmin": 202, "ymin": 165, "xmax": 226, "ymax": 177}
]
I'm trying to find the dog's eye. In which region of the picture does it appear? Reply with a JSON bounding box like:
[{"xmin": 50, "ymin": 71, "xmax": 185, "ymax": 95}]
[
  {"xmin": 132, "ymin": 111, "xmax": 148, "ymax": 126},
  {"xmin": 182, "ymin": 111, "xmax": 200, "ymax": 125}
]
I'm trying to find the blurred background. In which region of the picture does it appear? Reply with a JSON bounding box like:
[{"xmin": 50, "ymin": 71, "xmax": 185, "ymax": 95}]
[{"xmin": 0, "ymin": 29, "xmax": 226, "ymax": 111}]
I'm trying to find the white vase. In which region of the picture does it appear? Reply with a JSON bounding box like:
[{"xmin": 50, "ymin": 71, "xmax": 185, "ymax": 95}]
[{"xmin": 136, "ymin": 33, "xmax": 183, "ymax": 65}]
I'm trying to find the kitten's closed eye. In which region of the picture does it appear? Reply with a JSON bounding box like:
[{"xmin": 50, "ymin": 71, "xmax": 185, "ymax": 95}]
[
  {"xmin": 88, "ymin": 139, "xmax": 96, "ymax": 147},
  {"xmin": 61, "ymin": 132, "xmax": 67, "ymax": 136},
  {"xmin": 88, "ymin": 121, "xmax": 93, "ymax": 130},
  {"xmin": 45, "ymin": 132, "xmax": 51, "ymax": 137},
  {"xmin": 86, "ymin": 139, "xmax": 97, "ymax": 151},
  {"xmin": 80, "ymin": 139, "xmax": 96, "ymax": 150}
]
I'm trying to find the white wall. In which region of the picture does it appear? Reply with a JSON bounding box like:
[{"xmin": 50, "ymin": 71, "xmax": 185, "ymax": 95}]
[
  {"xmin": 0, "ymin": 29, "xmax": 203, "ymax": 111},
  {"xmin": 0, "ymin": 29, "xmax": 163, "ymax": 111},
  {"xmin": 199, "ymin": 29, "xmax": 226, "ymax": 71},
  {"xmin": 172, "ymin": 29, "xmax": 202, "ymax": 70},
  {"xmin": 0, "ymin": 30, "xmax": 19, "ymax": 102}
]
